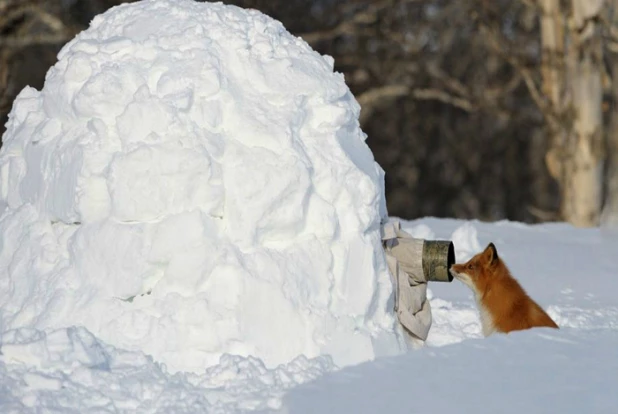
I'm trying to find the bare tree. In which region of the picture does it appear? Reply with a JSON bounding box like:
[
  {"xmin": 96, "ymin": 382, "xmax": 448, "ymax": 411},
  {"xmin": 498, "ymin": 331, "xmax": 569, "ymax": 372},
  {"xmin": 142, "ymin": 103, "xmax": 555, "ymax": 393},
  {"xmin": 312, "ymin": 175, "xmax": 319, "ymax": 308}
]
[
  {"xmin": 602, "ymin": 0, "xmax": 618, "ymax": 227},
  {"xmin": 538, "ymin": 0, "xmax": 605, "ymax": 227},
  {"xmin": 564, "ymin": 0, "xmax": 605, "ymax": 227},
  {"xmin": 0, "ymin": 0, "xmax": 579, "ymax": 225},
  {"xmin": 0, "ymin": 0, "xmax": 78, "ymax": 134}
]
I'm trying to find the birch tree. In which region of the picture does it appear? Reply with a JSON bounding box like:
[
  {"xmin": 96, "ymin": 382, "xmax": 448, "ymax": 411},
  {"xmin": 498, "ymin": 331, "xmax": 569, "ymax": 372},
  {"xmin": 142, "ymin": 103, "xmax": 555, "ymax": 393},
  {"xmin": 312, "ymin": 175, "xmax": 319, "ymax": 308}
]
[
  {"xmin": 540, "ymin": 0, "xmax": 605, "ymax": 227},
  {"xmin": 601, "ymin": 0, "xmax": 618, "ymax": 227}
]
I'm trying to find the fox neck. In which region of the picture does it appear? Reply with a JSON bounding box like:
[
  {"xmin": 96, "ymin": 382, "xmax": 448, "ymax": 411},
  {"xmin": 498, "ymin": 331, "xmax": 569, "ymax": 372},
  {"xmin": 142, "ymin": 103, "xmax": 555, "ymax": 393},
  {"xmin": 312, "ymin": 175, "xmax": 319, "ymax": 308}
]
[
  {"xmin": 469, "ymin": 267, "xmax": 501, "ymax": 337},
  {"xmin": 470, "ymin": 285, "xmax": 496, "ymax": 337}
]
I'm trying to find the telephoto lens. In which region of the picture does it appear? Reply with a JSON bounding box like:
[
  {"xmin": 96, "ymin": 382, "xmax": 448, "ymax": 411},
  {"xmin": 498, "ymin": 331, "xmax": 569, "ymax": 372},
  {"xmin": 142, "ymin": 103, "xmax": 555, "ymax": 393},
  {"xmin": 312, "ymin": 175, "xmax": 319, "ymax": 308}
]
[{"xmin": 422, "ymin": 240, "xmax": 455, "ymax": 282}]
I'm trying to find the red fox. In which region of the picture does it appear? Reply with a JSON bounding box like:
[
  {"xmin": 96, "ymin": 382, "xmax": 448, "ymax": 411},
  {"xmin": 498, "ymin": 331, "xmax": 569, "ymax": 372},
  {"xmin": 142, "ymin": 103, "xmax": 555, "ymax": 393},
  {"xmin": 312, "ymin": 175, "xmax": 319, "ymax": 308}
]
[{"xmin": 449, "ymin": 243, "xmax": 558, "ymax": 336}]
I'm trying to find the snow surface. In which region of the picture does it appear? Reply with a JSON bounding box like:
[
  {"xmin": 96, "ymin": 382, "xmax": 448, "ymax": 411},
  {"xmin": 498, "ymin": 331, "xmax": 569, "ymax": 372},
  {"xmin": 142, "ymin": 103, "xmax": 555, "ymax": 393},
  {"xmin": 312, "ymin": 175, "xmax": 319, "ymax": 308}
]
[
  {"xmin": 282, "ymin": 218, "xmax": 618, "ymax": 413},
  {"xmin": 2, "ymin": 218, "xmax": 617, "ymax": 412},
  {"xmin": 0, "ymin": 0, "xmax": 402, "ymax": 375},
  {"xmin": 1, "ymin": 0, "xmax": 617, "ymax": 412}
]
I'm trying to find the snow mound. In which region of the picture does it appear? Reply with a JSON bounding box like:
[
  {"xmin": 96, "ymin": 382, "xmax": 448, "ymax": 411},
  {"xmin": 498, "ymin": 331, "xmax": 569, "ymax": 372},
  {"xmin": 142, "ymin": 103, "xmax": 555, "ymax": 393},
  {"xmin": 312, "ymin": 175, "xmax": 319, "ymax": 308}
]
[
  {"xmin": 450, "ymin": 221, "xmax": 482, "ymax": 261},
  {"xmin": 0, "ymin": 326, "xmax": 333, "ymax": 413},
  {"xmin": 0, "ymin": 0, "xmax": 402, "ymax": 373}
]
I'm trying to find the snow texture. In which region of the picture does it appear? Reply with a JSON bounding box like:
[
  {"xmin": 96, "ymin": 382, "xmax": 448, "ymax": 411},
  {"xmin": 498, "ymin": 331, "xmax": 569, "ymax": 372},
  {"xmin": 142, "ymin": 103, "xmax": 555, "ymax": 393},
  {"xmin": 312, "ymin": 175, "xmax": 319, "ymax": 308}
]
[
  {"xmin": 2, "ymin": 0, "xmax": 617, "ymax": 412},
  {"xmin": 282, "ymin": 218, "xmax": 618, "ymax": 413},
  {"xmin": 0, "ymin": 0, "xmax": 400, "ymax": 375},
  {"xmin": 2, "ymin": 218, "xmax": 617, "ymax": 413},
  {"xmin": 0, "ymin": 326, "xmax": 333, "ymax": 413}
]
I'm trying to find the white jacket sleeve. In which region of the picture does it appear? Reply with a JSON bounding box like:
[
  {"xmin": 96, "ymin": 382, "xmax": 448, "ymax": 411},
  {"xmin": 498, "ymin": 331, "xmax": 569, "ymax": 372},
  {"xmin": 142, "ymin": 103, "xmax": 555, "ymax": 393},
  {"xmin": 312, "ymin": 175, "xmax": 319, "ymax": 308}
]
[{"xmin": 382, "ymin": 221, "xmax": 432, "ymax": 342}]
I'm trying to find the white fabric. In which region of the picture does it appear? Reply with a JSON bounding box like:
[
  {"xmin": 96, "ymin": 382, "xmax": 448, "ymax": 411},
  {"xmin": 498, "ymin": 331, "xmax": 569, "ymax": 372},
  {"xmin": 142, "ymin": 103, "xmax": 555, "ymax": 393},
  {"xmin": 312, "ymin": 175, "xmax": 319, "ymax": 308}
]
[{"xmin": 382, "ymin": 221, "xmax": 432, "ymax": 342}]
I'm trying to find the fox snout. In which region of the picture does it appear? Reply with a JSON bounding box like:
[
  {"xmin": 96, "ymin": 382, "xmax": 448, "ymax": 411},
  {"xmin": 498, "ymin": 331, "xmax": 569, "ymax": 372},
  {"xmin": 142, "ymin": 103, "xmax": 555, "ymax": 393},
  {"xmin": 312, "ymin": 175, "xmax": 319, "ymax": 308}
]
[
  {"xmin": 449, "ymin": 264, "xmax": 475, "ymax": 289},
  {"xmin": 449, "ymin": 264, "xmax": 465, "ymax": 278}
]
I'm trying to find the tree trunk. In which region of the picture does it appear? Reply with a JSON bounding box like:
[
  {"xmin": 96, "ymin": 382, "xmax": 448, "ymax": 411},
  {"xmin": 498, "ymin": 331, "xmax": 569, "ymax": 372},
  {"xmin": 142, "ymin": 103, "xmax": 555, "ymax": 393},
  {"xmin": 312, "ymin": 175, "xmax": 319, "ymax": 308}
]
[
  {"xmin": 603, "ymin": 113, "xmax": 618, "ymax": 227},
  {"xmin": 540, "ymin": 0, "xmax": 568, "ymax": 210},
  {"xmin": 563, "ymin": 0, "xmax": 604, "ymax": 227},
  {"xmin": 541, "ymin": 0, "xmax": 604, "ymax": 227},
  {"xmin": 540, "ymin": 0, "xmax": 564, "ymax": 120},
  {"xmin": 601, "ymin": 0, "xmax": 618, "ymax": 227}
]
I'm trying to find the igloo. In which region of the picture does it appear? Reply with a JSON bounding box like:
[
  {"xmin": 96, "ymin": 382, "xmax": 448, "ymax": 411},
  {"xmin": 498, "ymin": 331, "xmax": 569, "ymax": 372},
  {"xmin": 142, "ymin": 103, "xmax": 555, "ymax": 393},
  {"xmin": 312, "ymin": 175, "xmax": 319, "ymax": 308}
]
[{"xmin": 0, "ymin": 0, "xmax": 404, "ymax": 373}]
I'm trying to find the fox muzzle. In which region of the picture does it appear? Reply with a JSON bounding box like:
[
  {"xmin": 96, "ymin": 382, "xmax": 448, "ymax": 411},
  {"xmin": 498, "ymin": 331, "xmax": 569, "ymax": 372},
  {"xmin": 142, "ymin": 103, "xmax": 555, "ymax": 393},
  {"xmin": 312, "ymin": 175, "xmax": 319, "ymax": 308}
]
[{"xmin": 422, "ymin": 240, "xmax": 455, "ymax": 282}]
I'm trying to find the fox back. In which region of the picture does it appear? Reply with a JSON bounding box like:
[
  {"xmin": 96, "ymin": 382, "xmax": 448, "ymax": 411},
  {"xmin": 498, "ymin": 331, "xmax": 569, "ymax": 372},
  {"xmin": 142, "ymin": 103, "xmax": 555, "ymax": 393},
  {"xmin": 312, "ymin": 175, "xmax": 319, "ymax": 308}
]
[{"xmin": 450, "ymin": 243, "xmax": 558, "ymax": 336}]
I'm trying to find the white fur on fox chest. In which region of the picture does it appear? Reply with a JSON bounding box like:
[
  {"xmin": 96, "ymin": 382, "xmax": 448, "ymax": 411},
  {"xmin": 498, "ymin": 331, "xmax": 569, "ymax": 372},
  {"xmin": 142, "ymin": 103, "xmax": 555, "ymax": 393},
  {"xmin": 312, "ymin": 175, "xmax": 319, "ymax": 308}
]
[
  {"xmin": 477, "ymin": 299, "xmax": 496, "ymax": 336},
  {"xmin": 451, "ymin": 270, "xmax": 497, "ymax": 336},
  {"xmin": 468, "ymin": 287, "xmax": 496, "ymax": 336}
]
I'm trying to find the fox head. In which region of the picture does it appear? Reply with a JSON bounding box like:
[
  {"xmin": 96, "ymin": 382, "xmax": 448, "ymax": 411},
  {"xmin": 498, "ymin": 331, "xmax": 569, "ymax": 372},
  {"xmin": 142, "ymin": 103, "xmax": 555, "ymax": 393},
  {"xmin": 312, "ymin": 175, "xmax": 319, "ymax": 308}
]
[{"xmin": 449, "ymin": 243, "xmax": 502, "ymax": 293}]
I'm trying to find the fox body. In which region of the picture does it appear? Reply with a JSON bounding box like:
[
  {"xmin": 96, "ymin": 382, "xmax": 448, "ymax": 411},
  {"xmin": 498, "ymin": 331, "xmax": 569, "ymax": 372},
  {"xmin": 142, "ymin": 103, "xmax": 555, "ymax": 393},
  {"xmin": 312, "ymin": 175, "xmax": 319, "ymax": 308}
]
[{"xmin": 450, "ymin": 243, "xmax": 558, "ymax": 336}]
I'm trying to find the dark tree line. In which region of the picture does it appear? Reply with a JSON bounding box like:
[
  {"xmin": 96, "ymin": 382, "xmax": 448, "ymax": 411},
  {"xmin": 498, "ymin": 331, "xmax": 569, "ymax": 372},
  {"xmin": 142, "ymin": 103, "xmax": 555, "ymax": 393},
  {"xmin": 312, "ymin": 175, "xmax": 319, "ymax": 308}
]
[{"xmin": 2, "ymin": 0, "xmax": 618, "ymax": 226}]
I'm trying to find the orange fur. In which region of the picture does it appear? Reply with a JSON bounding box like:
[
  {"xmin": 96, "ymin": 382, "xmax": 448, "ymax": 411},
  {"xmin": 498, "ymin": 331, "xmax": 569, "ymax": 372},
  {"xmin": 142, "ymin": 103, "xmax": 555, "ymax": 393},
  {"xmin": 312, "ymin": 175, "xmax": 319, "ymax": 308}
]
[{"xmin": 450, "ymin": 243, "xmax": 558, "ymax": 336}]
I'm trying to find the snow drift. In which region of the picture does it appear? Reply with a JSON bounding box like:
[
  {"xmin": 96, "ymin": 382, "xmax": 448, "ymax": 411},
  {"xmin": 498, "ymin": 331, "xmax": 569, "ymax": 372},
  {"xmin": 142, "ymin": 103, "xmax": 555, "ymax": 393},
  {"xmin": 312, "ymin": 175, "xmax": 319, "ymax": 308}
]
[
  {"xmin": 0, "ymin": 0, "xmax": 403, "ymax": 373},
  {"xmin": 3, "ymin": 218, "xmax": 617, "ymax": 413}
]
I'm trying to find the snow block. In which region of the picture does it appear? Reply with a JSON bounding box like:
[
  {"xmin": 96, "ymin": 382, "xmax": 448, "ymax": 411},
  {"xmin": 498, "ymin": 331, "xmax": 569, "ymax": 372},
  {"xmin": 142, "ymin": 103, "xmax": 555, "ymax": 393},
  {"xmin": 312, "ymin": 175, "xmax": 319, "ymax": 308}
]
[{"xmin": 0, "ymin": 0, "xmax": 403, "ymax": 373}]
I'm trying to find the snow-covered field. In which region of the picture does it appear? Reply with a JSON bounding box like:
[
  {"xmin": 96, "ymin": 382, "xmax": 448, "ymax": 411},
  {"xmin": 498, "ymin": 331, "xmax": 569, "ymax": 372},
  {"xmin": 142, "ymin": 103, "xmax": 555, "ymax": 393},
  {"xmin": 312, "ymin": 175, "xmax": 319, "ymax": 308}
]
[
  {"xmin": 283, "ymin": 218, "xmax": 618, "ymax": 413},
  {"xmin": 1, "ymin": 0, "xmax": 617, "ymax": 412},
  {"xmin": 2, "ymin": 218, "xmax": 617, "ymax": 413}
]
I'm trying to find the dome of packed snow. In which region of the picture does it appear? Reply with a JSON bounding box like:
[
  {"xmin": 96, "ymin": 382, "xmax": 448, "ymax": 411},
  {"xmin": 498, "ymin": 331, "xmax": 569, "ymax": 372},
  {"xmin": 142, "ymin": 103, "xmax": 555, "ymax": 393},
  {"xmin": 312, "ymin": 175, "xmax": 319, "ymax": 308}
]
[{"xmin": 0, "ymin": 0, "xmax": 404, "ymax": 373}]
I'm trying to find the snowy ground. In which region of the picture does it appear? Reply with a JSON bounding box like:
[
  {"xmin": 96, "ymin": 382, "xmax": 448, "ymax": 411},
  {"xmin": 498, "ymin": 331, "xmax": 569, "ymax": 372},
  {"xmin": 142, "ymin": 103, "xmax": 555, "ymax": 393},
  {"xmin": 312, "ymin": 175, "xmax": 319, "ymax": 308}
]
[
  {"xmin": 2, "ymin": 217, "xmax": 616, "ymax": 413},
  {"xmin": 1, "ymin": 1, "xmax": 616, "ymax": 412},
  {"xmin": 282, "ymin": 218, "xmax": 618, "ymax": 413}
]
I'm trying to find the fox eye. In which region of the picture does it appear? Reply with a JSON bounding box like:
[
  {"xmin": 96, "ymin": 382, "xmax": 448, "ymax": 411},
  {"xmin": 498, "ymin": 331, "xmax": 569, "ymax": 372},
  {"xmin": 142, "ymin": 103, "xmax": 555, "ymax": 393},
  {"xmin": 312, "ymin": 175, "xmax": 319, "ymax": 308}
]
[{"xmin": 467, "ymin": 263, "xmax": 475, "ymax": 270}]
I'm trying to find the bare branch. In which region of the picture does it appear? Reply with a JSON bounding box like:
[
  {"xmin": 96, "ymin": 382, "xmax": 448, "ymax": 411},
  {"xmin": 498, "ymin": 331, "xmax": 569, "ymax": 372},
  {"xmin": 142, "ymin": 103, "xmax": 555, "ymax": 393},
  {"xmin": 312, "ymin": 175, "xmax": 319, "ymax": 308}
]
[
  {"xmin": 426, "ymin": 65, "xmax": 471, "ymax": 98},
  {"xmin": 479, "ymin": 24, "xmax": 562, "ymax": 132},
  {"xmin": 298, "ymin": 0, "xmax": 393, "ymax": 44},
  {"xmin": 30, "ymin": 5, "xmax": 67, "ymax": 32},
  {"xmin": 0, "ymin": 2, "xmax": 72, "ymax": 48},
  {"xmin": 357, "ymin": 84, "xmax": 409, "ymax": 124},
  {"xmin": 0, "ymin": 53, "xmax": 10, "ymax": 115},
  {"xmin": 411, "ymin": 88, "xmax": 476, "ymax": 112},
  {"xmin": 0, "ymin": 4, "xmax": 66, "ymax": 32},
  {"xmin": 527, "ymin": 204, "xmax": 560, "ymax": 221},
  {"xmin": 356, "ymin": 83, "xmax": 477, "ymax": 125},
  {"xmin": 0, "ymin": 33, "xmax": 72, "ymax": 48},
  {"xmin": 357, "ymin": 84, "xmax": 409, "ymax": 106},
  {"xmin": 484, "ymin": 72, "xmax": 523, "ymax": 100}
]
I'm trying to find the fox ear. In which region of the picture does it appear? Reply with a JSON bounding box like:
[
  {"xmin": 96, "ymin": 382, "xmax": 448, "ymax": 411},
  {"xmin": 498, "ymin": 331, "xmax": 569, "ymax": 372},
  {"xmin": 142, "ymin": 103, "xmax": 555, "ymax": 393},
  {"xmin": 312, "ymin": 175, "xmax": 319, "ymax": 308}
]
[{"xmin": 483, "ymin": 242, "xmax": 499, "ymax": 266}]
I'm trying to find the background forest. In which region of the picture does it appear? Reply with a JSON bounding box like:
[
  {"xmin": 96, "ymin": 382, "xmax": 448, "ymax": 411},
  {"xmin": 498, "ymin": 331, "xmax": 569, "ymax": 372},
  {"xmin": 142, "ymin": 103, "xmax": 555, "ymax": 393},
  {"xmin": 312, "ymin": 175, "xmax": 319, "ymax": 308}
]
[{"xmin": 2, "ymin": 0, "xmax": 617, "ymax": 227}]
